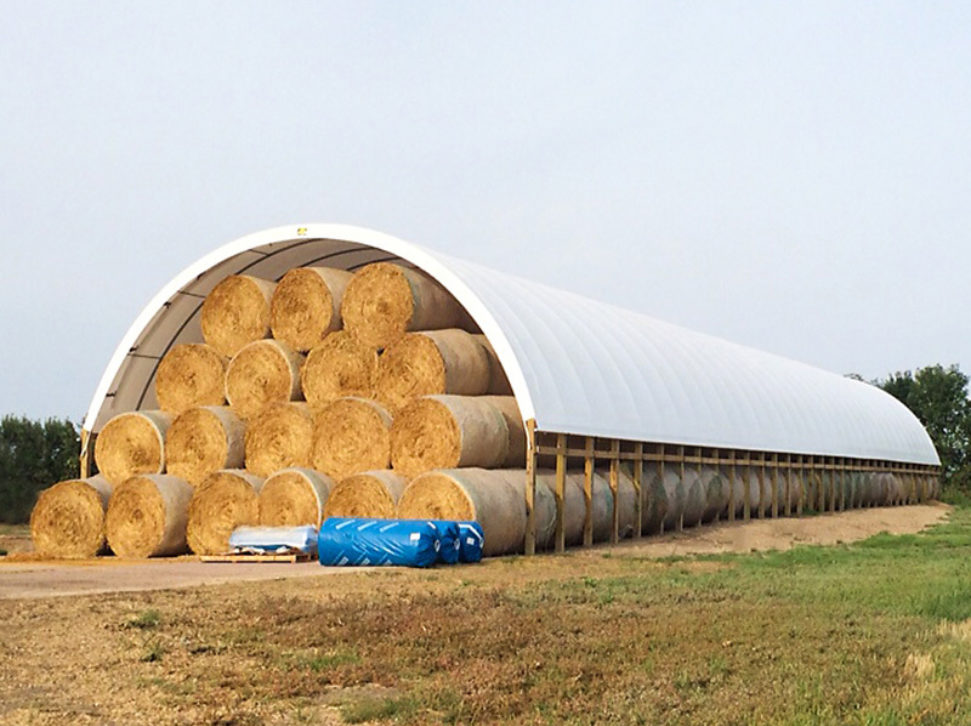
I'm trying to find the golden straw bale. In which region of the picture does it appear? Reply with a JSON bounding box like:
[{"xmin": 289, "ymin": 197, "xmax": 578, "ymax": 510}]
[
  {"xmin": 397, "ymin": 468, "xmax": 555, "ymax": 557},
  {"xmin": 154, "ymin": 343, "xmax": 228, "ymax": 413},
  {"xmin": 270, "ymin": 267, "xmax": 353, "ymax": 352},
  {"xmin": 301, "ymin": 331, "xmax": 378, "ymax": 408},
  {"xmin": 324, "ymin": 470, "xmax": 408, "ymax": 519},
  {"xmin": 534, "ymin": 470, "xmax": 621, "ymax": 547},
  {"xmin": 472, "ymin": 335, "xmax": 514, "ymax": 395},
  {"xmin": 244, "ymin": 402, "xmax": 314, "ymax": 477},
  {"xmin": 390, "ymin": 395, "xmax": 512, "ymax": 479},
  {"xmin": 30, "ymin": 476, "xmax": 113, "ymax": 558},
  {"xmin": 164, "ymin": 406, "xmax": 245, "ymax": 486},
  {"xmin": 105, "ymin": 474, "xmax": 193, "ymax": 558},
  {"xmin": 225, "ymin": 339, "xmax": 305, "ymax": 419},
  {"xmin": 200, "ymin": 274, "xmax": 276, "ymax": 357},
  {"xmin": 259, "ymin": 468, "xmax": 335, "ymax": 527},
  {"xmin": 186, "ymin": 469, "xmax": 264, "ymax": 555},
  {"xmin": 311, "ymin": 398, "xmax": 392, "ymax": 481},
  {"xmin": 94, "ymin": 410, "xmax": 174, "ymax": 485},
  {"xmin": 341, "ymin": 262, "xmax": 465, "ymax": 349},
  {"xmin": 375, "ymin": 329, "xmax": 490, "ymax": 412},
  {"xmin": 477, "ymin": 395, "xmax": 526, "ymax": 467}
]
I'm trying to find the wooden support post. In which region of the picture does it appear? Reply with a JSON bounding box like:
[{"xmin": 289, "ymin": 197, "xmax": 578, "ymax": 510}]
[
  {"xmin": 633, "ymin": 442, "xmax": 643, "ymax": 539},
  {"xmin": 743, "ymin": 451, "xmax": 752, "ymax": 522},
  {"xmin": 583, "ymin": 436, "xmax": 594, "ymax": 547},
  {"xmin": 796, "ymin": 454, "xmax": 804, "ymax": 516},
  {"xmin": 784, "ymin": 454, "xmax": 792, "ymax": 517},
  {"xmin": 678, "ymin": 445, "xmax": 686, "ymax": 531},
  {"xmin": 79, "ymin": 429, "xmax": 94, "ymax": 479},
  {"xmin": 554, "ymin": 433, "xmax": 566, "ymax": 554},
  {"xmin": 728, "ymin": 450, "xmax": 736, "ymax": 522},
  {"xmin": 610, "ymin": 439, "xmax": 620, "ymax": 544},
  {"xmin": 830, "ymin": 457, "xmax": 838, "ymax": 512},
  {"xmin": 658, "ymin": 443, "xmax": 666, "ymax": 534},
  {"xmin": 524, "ymin": 419, "xmax": 538, "ymax": 556},
  {"xmin": 771, "ymin": 453, "xmax": 779, "ymax": 518},
  {"xmin": 757, "ymin": 452, "xmax": 766, "ymax": 519}
]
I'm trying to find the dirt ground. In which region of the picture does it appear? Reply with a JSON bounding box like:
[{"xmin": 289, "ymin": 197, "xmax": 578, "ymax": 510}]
[{"xmin": 0, "ymin": 503, "xmax": 949, "ymax": 600}]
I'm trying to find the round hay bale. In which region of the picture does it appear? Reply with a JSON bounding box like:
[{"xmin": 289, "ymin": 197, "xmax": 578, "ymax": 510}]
[
  {"xmin": 301, "ymin": 331, "xmax": 378, "ymax": 407},
  {"xmin": 681, "ymin": 469, "xmax": 706, "ymax": 527},
  {"xmin": 94, "ymin": 410, "xmax": 174, "ymax": 486},
  {"xmin": 154, "ymin": 343, "xmax": 228, "ymax": 413},
  {"xmin": 30, "ymin": 476, "xmax": 112, "ymax": 558},
  {"xmin": 259, "ymin": 468, "xmax": 335, "ymax": 527},
  {"xmin": 164, "ymin": 406, "xmax": 245, "ymax": 486},
  {"xmin": 639, "ymin": 463, "xmax": 668, "ymax": 534},
  {"xmin": 390, "ymin": 395, "xmax": 510, "ymax": 479},
  {"xmin": 340, "ymin": 262, "xmax": 465, "ymax": 349},
  {"xmin": 661, "ymin": 468, "xmax": 687, "ymax": 531},
  {"xmin": 310, "ymin": 397, "xmax": 392, "ymax": 481},
  {"xmin": 375, "ymin": 329, "xmax": 490, "ymax": 412},
  {"xmin": 474, "ymin": 395, "xmax": 525, "ymax": 467},
  {"xmin": 472, "ymin": 335, "xmax": 514, "ymax": 395},
  {"xmin": 105, "ymin": 474, "xmax": 193, "ymax": 558},
  {"xmin": 325, "ymin": 470, "xmax": 408, "ymax": 519},
  {"xmin": 200, "ymin": 274, "xmax": 276, "ymax": 357},
  {"xmin": 244, "ymin": 402, "xmax": 314, "ymax": 477},
  {"xmin": 225, "ymin": 339, "xmax": 305, "ymax": 420},
  {"xmin": 600, "ymin": 467, "xmax": 638, "ymax": 540},
  {"xmin": 699, "ymin": 467, "xmax": 730, "ymax": 522},
  {"xmin": 398, "ymin": 468, "xmax": 554, "ymax": 557},
  {"xmin": 186, "ymin": 469, "xmax": 264, "ymax": 555},
  {"xmin": 270, "ymin": 267, "xmax": 353, "ymax": 352}
]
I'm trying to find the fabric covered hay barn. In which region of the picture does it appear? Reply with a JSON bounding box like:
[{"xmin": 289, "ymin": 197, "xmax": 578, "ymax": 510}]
[{"xmin": 47, "ymin": 223, "xmax": 940, "ymax": 558}]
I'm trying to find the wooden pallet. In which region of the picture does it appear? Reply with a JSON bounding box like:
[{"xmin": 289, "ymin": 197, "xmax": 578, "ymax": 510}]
[{"xmin": 200, "ymin": 552, "xmax": 312, "ymax": 564}]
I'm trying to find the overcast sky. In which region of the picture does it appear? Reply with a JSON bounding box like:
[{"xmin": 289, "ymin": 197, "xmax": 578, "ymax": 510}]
[{"xmin": 1, "ymin": 1, "xmax": 968, "ymax": 423}]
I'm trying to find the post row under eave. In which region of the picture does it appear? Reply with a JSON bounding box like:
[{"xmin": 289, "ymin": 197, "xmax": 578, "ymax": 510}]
[{"xmin": 523, "ymin": 421, "xmax": 941, "ymax": 556}]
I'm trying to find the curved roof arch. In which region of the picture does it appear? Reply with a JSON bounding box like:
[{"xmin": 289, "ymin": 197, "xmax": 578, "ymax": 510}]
[{"xmin": 83, "ymin": 223, "xmax": 940, "ymax": 466}]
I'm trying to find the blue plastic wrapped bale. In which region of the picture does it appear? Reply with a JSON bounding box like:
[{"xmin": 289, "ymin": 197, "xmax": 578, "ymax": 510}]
[
  {"xmin": 424, "ymin": 520, "xmax": 461, "ymax": 564},
  {"xmin": 457, "ymin": 521, "xmax": 484, "ymax": 563},
  {"xmin": 318, "ymin": 518, "xmax": 441, "ymax": 567},
  {"xmin": 228, "ymin": 525, "xmax": 318, "ymax": 555}
]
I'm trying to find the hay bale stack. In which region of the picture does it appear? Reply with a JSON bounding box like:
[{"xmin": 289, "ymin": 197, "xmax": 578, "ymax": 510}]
[
  {"xmin": 186, "ymin": 470, "xmax": 264, "ymax": 555},
  {"xmin": 638, "ymin": 463, "xmax": 668, "ymax": 534},
  {"xmin": 398, "ymin": 468, "xmax": 556, "ymax": 557},
  {"xmin": 244, "ymin": 402, "xmax": 314, "ymax": 477},
  {"xmin": 594, "ymin": 468, "xmax": 638, "ymax": 541},
  {"xmin": 30, "ymin": 476, "xmax": 112, "ymax": 558},
  {"xmin": 105, "ymin": 474, "xmax": 193, "ymax": 558},
  {"xmin": 472, "ymin": 335, "xmax": 514, "ymax": 395},
  {"xmin": 225, "ymin": 339, "xmax": 304, "ymax": 419},
  {"xmin": 311, "ymin": 398, "xmax": 392, "ymax": 481},
  {"xmin": 699, "ymin": 467, "xmax": 730, "ymax": 522},
  {"xmin": 390, "ymin": 395, "xmax": 514, "ymax": 478},
  {"xmin": 154, "ymin": 343, "xmax": 228, "ymax": 413},
  {"xmin": 341, "ymin": 262, "xmax": 465, "ymax": 349},
  {"xmin": 661, "ymin": 469, "xmax": 687, "ymax": 531},
  {"xmin": 94, "ymin": 410, "xmax": 174, "ymax": 485},
  {"xmin": 269, "ymin": 267, "xmax": 353, "ymax": 352},
  {"xmin": 324, "ymin": 470, "xmax": 408, "ymax": 519},
  {"xmin": 200, "ymin": 274, "xmax": 276, "ymax": 357},
  {"xmin": 164, "ymin": 406, "xmax": 245, "ymax": 486},
  {"xmin": 259, "ymin": 468, "xmax": 334, "ymax": 527},
  {"xmin": 301, "ymin": 331, "xmax": 378, "ymax": 407},
  {"xmin": 375, "ymin": 329, "xmax": 490, "ymax": 412},
  {"xmin": 680, "ymin": 469, "xmax": 706, "ymax": 527}
]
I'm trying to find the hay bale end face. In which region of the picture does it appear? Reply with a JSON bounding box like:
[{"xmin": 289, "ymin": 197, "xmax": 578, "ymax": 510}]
[
  {"xmin": 244, "ymin": 402, "xmax": 314, "ymax": 477},
  {"xmin": 164, "ymin": 406, "xmax": 245, "ymax": 486},
  {"xmin": 270, "ymin": 267, "xmax": 353, "ymax": 352},
  {"xmin": 30, "ymin": 476, "xmax": 113, "ymax": 558},
  {"xmin": 472, "ymin": 335, "xmax": 514, "ymax": 395},
  {"xmin": 105, "ymin": 474, "xmax": 193, "ymax": 558},
  {"xmin": 376, "ymin": 329, "xmax": 491, "ymax": 412},
  {"xmin": 200, "ymin": 274, "xmax": 276, "ymax": 358},
  {"xmin": 341, "ymin": 262, "xmax": 466, "ymax": 349},
  {"xmin": 186, "ymin": 470, "xmax": 264, "ymax": 555},
  {"xmin": 94, "ymin": 410, "xmax": 174, "ymax": 486},
  {"xmin": 323, "ymin": 470, "xmax": 407, "ymax": 519},
  {"xmin": 154, "ymin": 343, "xmax": 228, "ymax": 413},
  {"xmin": 390, "ymin": 395, "xmax": 511, "ymax": 479},
  {"xmin": 225, "ymin": 339, "xmax": 305, "ymax": 420},
  {"xmin": 259, "ymin": 468, "xmax": 334, "ymax": 527},
  {"xmin": 311, "ymin": 397, "xmax": 392, "ymax": 481},
  {"xmin": 301, "ymin": 331, "xmax": 378, "ymax": 407}
]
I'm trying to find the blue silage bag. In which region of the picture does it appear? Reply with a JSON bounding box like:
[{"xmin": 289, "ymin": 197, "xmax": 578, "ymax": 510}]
[
  {"xmin": 318, "ymin": 518, "xmax": 440, "ymax": 568},
  {"xmin": 424, "ymin": 520, "xmax": 461, "ymax": 564},
  {"xmin": 457, "ymin": 521, "xmax": 484, "ymax": 563}
]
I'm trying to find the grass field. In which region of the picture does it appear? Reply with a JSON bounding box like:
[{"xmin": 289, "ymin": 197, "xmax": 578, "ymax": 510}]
[{"xmin": 2, "ymin": 509, "xmax": 971, "ymax": 725}]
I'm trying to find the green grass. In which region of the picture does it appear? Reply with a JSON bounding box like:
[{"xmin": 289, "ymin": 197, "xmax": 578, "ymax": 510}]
[{"xmin": 126, "ymin": 609, "xmax": 161, "ymax": 630}]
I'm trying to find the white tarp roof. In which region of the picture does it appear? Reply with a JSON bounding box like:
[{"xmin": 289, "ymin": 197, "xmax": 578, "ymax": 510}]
[{"xmin": 83, "ymin": 223, "xmax": 940, "ymax": 466}]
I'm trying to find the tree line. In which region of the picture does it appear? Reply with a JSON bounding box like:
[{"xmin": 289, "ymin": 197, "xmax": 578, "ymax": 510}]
[{"xmin": 0, "ymin": 364, "xmax": 969, "ymax": 524}]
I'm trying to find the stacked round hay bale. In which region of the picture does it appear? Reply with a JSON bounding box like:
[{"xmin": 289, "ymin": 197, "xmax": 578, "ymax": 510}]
[
  {"xmin": 105, "ymin": 474, "xmax": 193, "ymax": 558},
  {"xmin": 311, "ymin": 398, "xmax": 393, "ymax": 481},
  {"xmin": 270, "ymin": 267, "xmax": 352, "ymax": 352},
  {"xmin": 259, "ymin": 468, "xmax": 335, "ymax": 527},
  {"xmin": 201, "ymin": 274, "xmax": 276, "ymax": 357},
  {"xmin": 302, "ymin": 331, "xmax": 378, "ymax": 407},
  {"xmin": 30, "ymin": 476, "xmax": 113, "ymax": 558},
  {"xmin": 94, "ymin": 411, "xmax": 174, "ymax": 486},
  {"xmin": 186, "ymin": 469, "xmax": 264, "ymax": 555},
  {"xmin": 244, "ymin": 402, "xmax": 314, "ymax": 477},
  {"xmin": 155, "ymin": 343, "xmax": 228, "ymax": 413},
  {"xmin": 226, "ymin": 339, "xmax": 305, "ymax": 420},
  {"xmin": 324, "ymin": 470, "xmax": 408, "ymax": 519},
  {"xmin": 165, "ymin": 406, "xmax": 245, "ymax": 486}
]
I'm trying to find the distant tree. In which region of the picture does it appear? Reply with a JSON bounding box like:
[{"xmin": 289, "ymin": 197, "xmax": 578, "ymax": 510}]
[
  {"xmin": 876, "ymin": 365, "xmax": 971, "ymax": 489},
  {"xmin": 0, "ymin": 416, "xmax": 80, "ymax": 524}
]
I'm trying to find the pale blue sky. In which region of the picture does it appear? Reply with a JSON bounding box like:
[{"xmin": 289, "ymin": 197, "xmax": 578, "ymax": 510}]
[{"xmin": 1, "ymin": 1, "xmax": 969, "ymax": 421}]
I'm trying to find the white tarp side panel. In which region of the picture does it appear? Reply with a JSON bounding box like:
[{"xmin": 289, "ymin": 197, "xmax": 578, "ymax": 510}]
[{"xmin": 83, "ymin": 224, "xmax": 940, "ymax": 466}]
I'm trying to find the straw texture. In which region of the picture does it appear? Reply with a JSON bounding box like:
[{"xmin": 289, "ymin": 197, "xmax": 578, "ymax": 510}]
[
  {"xmin": 186, "ymin": 469, "xmax": 264, "ymax": 555},
  {"xmin": 301, "ymin": 331, "xmax": 378, "ymax": 408},
  {"xmin": 154, "ymin": 343, "xmax": 228, "ymax": 413},
  {"xmin": 30, "ymin": 476, "xmax": 112, "ymax": 558},
  {"xmin": 259, "ymin": 467, "xmax": 334, "ymax": 527},
  {"xmin": 94, "ymin": 410, "xmax": 174, "ymax": 485},
  {"xmin": 324, "ymin": 470, "xmax": 408, "ymax": 519},
  {"xmin": 200, "ymin": 274, "xmax": 276, "ymax": 357},
  {"xmin": 105, "ymin": 474, "xmax": 193, "ymax": 558},
  {"xmin": 244, "ymin": 402, "xmax": 314, "ymax": 477},
  {"xmin": 164, "ymin": 406, "xmax": 245, "ymax": 486},
  {"xmin": 225, "ymin": 339, "xmax": 305, "ymax": 419},
  {"xmin": 310, "ymin": 397, "xmax": 392, "ymax": 481},
  {"xmin": 269, "ymin": 267, "xmax": 353, "ymax": 352}
]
